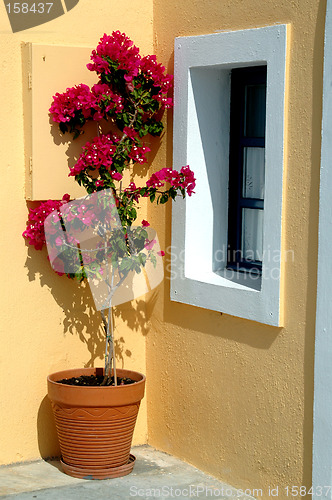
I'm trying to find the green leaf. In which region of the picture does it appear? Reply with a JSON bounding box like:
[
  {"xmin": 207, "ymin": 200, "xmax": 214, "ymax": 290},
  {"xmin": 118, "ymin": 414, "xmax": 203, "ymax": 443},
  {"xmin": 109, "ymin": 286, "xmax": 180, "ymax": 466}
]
[
  {"xmin": 73, "ymin": 129, "xmax": 81, "ymax": 140},
  {"xmin": 138, "ymin": 252, "xmax": 147, "ymax": 267},
  {"xmin": 148, "ymin": 121, "xmax": 164, "ymax": 137},
  {"xmin": 169, "ymin": 188, "xmax": 177, "ymax": 200},
  {"xmin": 129, "ymin": 207, "xmax": 137, "ymax": 220},
  {"xmin": 160, "ymin": 194, "xmax": 169, "ymax": 204},
  {"xmin": 119, "ymin": 257, "xmax": 131, "ymax": 273},
  {"xmin": 150, "ymin": 253, "xmax": 157, "ymax": 268}
]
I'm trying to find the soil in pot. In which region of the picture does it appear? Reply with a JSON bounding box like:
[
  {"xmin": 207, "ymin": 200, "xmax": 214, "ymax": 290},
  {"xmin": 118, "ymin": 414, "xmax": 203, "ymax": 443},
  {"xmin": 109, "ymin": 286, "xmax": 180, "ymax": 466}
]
[{"xmin": 56, "ymin": 375, "xmax": 136, "ymax": 386}]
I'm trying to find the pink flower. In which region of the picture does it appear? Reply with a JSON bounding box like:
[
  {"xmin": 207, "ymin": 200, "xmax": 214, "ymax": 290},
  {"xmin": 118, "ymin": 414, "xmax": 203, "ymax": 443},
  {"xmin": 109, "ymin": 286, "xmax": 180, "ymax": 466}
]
[
  {"xmin": 87, "ymin": 32, "xmax": 141, "ymax": 82},
  {"xmin": 90, "ymin": 83, "xmax": 124, "ymax": 118},
  {"xmin": 62, "ymin": 193, "xmax": 70, "ymax": 203},
  {"xmin": 125, "ymin": 81, "xmax": 135, "ymax": 93},
  {"xmin": 49, "ymin": 81, "xmax": 125, "ymax": 126},
  {"xmin": 144, "ymin": 239, "xmax": 156, "ymax": 251},
  {"xmin": 139, "ymin": 55, "xmax": 174, "ymax": 109},
  {"xmin": 180, "ymin": 165, "xmax": 196, "ymax": 196},
  {"xmin": 69, "ymin": 134, "xmax": 117, "ymax": 177},
  {"xmin": 55, "ymin": 236, "xmax": 64, "ymax": 246},
  {"xmin": 128, "ymin": 144, "xmax": 150, "ymax": 164},
  {"xmin": 127, "ymin": 182, "xmax": 137, "ymax": 191},
  {"xmin": 124, "ymin": 182, "xmax": 140, "ymax": 202},
  {"xmin": 146, "ymin": 166, "xmax": 196, "ymax": 196},
  {"xmin": 157, "ymin": 250, "xmax": 165, "ymax": 257},
  {"xmin": 22, "ymin": 196, "xmax": 70, "ymax": 250},
  {"xmin": 111, "ymin": 171, "xmax": 123, "ymax": 181},
  {"xmin": 49, "ymin": 84, "xmax": 91, "ymax": 123},
  {"xmin": 80, "ymin": 214, "xmax": 94, "ymax": 226},
  {"xmin": 141, "ymin": 220, "xmax": 150, "ymax": 227},
  {"xmin": 123, "ymin": 126, "xmax": 138, "ymax": 140}
]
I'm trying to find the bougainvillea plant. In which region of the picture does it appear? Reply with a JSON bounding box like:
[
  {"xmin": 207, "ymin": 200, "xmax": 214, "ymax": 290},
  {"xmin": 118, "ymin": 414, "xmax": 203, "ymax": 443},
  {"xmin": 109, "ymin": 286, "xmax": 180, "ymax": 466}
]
[{"xmin": 23, "ymin": 31, "xmax": 195, "ymax": 385}]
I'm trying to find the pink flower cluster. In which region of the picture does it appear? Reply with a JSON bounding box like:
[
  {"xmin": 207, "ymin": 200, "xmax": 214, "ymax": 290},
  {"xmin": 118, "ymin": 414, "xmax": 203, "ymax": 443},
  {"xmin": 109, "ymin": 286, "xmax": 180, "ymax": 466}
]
[
  {"xmin": 61, "ymin": 202, "xmax": 98, "ymax": 227},
  {"xmin": 140, "ymin": 55, "xmax": 173, "ymax": 109},
  {"xmin": 22, "ymin": 194, "xmax": 70, "ymax": 250},
  {"xmin": 141, "ymin": 234, "xmax": 165, "ymax": 257},
  {"xmin": 69, "ymin": 130, "xmax": 151, "ymax": 179},
  {"xmin": 124, "ymin": 182, "xmax": 139, "ymax": 202},
  {"xmin": 144, "ymin": 239, "xmax": 156, "ymax": 251},
  {"xmin": 86, "ymin": 32, "xmax": 173, "ymax": 110},
  {"xmin": 49, "ymin": 83, "xmax": 124, "ymax": 124},
  {"xmin": 87, "ymin": 31, "xmax": 141, "ymax": 82},
  {"xmin": 49, "ymin": 84, "xmax": 90, "ymax": 123},
  {"xmin": 89, "ymin": 83, "xmax": 124, "ymax": 120},
  {"xmin": 123, "ymin": 126, "xmax": 138, "ymax": 140},
  {"xmin": 146, "ymin": 165, "xmax": 196, "ymax": 196},
  {"xmin": 69, "ymin": 134, "xmax": 119, "ymax": 177},
  {"xmin": 128, "ymin": 144, "xmax": 151, "ymax": 164}
]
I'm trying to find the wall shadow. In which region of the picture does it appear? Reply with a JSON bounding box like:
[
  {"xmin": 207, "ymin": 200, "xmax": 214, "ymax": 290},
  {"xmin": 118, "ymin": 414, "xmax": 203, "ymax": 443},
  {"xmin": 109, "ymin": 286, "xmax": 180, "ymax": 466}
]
[
  {"xmin": 25, "ymin": 238, "xmax": 106, "ymax": 367},
  {"xmin": 37, "ymin": 396, "xmax": 60, "ymax": 460},
  {"xmin": 49, "ymin": 111, "xmax": 163, "ymax": 183},
  {"xmin": 24, "ymin": 207, "xmax": 156, "ymax": 366},
  {"xmin": 160, "ymin": 52, "xmax": 280, "ymax": 350},
  {"xmin": 301, "ymin": 0, "xmax": 327, "ymax": 488}
]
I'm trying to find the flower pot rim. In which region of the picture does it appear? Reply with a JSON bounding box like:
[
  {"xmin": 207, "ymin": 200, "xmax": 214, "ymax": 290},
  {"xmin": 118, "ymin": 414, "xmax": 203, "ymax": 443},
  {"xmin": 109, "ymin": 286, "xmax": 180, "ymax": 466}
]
[
  {"xmin": 48, "ymin": 367, "xmax": 145, "ymax": 389},
  {"xmin": 47, "ymin": 367, "xmax": 146, "ymax": 407}
]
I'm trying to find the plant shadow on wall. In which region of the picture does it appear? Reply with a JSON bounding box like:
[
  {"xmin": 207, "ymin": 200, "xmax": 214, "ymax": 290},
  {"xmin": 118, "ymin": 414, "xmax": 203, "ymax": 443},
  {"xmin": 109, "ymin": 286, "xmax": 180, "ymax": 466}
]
[
  {"xmin": 24, "ymin": 240, "xmax": 103, "ymax": 459},
  {"xmin": 24, "ymin": 231, "xmax": 160, "ymax": 368},
  {"xmin": 49, "ymin": 119, "xmax": 162, "ymax": 186},
  {"xmin": 24, "ymin": 239, "xmax": 158, "ymax": 459}
]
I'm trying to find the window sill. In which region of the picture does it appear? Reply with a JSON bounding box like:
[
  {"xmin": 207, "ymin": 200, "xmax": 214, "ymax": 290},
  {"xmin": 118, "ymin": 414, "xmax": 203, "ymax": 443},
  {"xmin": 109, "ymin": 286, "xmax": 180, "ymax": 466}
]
[{"xmin": 185, "ymin": 268, "xmax": 261, "ymax": 292}]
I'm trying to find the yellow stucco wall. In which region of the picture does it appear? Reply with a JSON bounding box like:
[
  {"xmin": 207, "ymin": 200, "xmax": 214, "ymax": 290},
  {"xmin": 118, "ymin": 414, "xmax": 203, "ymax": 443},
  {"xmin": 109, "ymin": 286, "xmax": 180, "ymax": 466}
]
[
  {"xmin": 0, "ymin": 1, "xmax": 153, "ymax": 465},
  {"xmin": 0, "ymin": 0, "xmax": 325, "ymax": 494},
  {"xmin": 147, "ymin": 0, "xmax": 325, "ymax": 496}
]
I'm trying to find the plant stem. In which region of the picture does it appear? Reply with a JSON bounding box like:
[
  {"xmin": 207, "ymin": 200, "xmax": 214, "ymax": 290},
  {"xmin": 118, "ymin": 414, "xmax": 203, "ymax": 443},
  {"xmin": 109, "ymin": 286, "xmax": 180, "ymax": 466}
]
[
  {"xmin": 100, "ymin": 309, "xmax": 108, "ymax": 334},
  {"xmin": 110, "ymin": 308, "xmax": 117, "ymax": 386},
  {"xmin": 101, "ymin": 230, "xmax": 115, "ymax": 386},
  {"xmin": 100, "ymin": 309, "xmax": 112, "ymax": 383},
  {"xmin": 117, "ymin": 105, "xmax": 138, "ymax": 147}
]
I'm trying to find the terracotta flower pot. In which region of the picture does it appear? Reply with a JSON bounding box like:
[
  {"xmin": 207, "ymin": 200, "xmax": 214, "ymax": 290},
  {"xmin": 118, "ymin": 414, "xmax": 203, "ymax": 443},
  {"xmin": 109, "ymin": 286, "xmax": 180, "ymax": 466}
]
[{"xmin": 47, "ymin": 367, "xmax": 145, "ymax": 479}]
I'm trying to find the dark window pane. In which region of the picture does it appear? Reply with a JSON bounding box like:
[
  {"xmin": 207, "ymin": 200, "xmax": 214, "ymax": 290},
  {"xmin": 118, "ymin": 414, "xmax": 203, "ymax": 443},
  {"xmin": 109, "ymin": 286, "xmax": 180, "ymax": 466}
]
[
  {"xmin": 241, "ymin": 208, "xmax": 264, "ymax": 262},
  {"xmin": 227, "ymin": 66, "xmax": 267, "ymax": 272},
  {"xmin": 244, "ymin": 84, "xmax": 266, "ymax": 138},
  {"xmin": 242, "ymin": 147, "xmax": 265, "ymax": 199}
]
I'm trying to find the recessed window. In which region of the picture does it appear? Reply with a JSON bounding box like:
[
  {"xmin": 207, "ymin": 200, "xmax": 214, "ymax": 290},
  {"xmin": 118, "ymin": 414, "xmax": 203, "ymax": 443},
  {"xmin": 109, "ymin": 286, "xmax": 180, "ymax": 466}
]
[
  {"xmin": 227, "ymin": 66, "xmax": 267, "ymax": 274},
  {"xmin": 171, "ymin": 25, "xmax": 288, "ymax": 326}
]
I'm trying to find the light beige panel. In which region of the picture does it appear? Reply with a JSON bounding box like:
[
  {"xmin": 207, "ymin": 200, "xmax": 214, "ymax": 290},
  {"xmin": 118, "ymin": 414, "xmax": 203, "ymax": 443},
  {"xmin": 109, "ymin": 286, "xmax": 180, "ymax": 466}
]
[{"xmin": 23, "ymin": 43, "xmax": 100, "ymax": 200}]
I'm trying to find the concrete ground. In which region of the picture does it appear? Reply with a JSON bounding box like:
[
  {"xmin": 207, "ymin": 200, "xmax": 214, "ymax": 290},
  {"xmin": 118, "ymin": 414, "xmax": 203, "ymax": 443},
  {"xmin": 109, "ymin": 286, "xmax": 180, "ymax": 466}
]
[{"xmin": 0, "ymin": 446, "xmax": 257, "ymax": 500}]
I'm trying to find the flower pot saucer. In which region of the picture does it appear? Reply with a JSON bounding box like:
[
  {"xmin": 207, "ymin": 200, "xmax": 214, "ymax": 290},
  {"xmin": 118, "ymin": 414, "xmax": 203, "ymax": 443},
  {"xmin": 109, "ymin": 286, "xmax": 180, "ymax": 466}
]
[{"xmin": 60, "ymin": 453, "xmax": 136, "ymax": 479}]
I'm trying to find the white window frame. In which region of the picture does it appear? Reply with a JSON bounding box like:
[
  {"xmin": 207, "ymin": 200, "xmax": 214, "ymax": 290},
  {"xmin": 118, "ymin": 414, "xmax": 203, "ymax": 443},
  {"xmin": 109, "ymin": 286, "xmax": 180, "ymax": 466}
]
[{"xmin": 171, "ymin": 25, "xmax": 288, "ymax": 326}]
